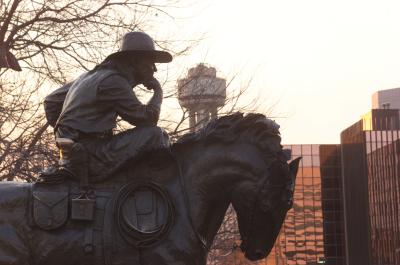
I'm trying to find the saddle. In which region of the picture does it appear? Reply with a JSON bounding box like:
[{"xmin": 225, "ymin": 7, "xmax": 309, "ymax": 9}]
[{"xmin": 31, "ymin": 149, "xmax": 177, "ymax": 257}]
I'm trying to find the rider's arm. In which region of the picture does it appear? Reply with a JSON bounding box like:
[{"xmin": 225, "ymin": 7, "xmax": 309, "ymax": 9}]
[
  {"xmin": 44, "ymin": 82, "xmax": 73, "ymax": 127},
  {"xmin": 97, "ymin": 74, "xmax": 162, "ymax": 127}
]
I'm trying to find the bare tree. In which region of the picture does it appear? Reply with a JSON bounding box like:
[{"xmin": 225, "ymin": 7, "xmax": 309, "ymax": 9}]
[
  {"xmin": 0, "ymin": 74, "xmax": 54, "ymax": 181},
  {"xmin": 0, "ymin": 0, "xmax": 183, "ymax": 80},
  {"xmin": 0, "ymin": 0, "xmax": 186, "ymax": 181}
]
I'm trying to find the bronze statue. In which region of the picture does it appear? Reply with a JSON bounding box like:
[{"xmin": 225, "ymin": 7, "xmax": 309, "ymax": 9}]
[
  {"xmin": 43, "ymin": 31, "xmax": 172, "ymax": 183},
  {"xmin": 0, "ymin": 113, "xmax": 300, "ymax": 265}
]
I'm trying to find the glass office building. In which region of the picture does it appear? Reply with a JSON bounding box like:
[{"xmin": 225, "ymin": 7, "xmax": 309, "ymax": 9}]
[
  {"xmin": 270, "ymin": 144, "xmax": 344, "ymax": 265},
  {"xmin": 367, "ymin": 133, "xmax": 400, "ymax": 264},
  {"xmin": 319, "ymin": 145, "xmax": 345, "ymax": 265},
  {"xmin": 341, "ymin": 109, "xmax": 400, "ymax": 265}
]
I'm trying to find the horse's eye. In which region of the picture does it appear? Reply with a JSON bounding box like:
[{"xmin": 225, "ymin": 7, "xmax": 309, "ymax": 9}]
[
  {"xmin": 260, "ymin": 199, "xmax": 272, "ymax": 212},
  {"xmin": 282, "ymin": 192, "xmax": 294, "ymax": 209}
]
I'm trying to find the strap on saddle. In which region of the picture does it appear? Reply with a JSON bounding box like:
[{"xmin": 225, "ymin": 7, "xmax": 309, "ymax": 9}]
[{"xmin": 56, "ymin": 137, "xmax": 96, "ymax": 221}]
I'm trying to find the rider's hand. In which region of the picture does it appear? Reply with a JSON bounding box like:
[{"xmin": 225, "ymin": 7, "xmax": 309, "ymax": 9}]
[{"xmin": 143, "ymin": 78, "xmax": 161, "ymax": 91}]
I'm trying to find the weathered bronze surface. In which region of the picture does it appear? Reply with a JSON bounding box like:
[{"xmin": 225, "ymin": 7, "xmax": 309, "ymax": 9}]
[
  {"xmin": 44, "ymin": 32, "xmax": 171, "ymax": 182},
  {"xmin": 0, "ymin": 113, "xmax": 299, "ymax": 265}
]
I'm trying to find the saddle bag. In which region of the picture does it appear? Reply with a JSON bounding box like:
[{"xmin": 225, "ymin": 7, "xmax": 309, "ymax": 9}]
[{"xmin": 32, "ymin": 185, "xmax": 69, "ymax": 230}]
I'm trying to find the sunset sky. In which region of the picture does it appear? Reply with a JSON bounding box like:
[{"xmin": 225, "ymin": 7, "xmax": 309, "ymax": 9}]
[{"xmin": 155, "ymin": 0, "xmax": 400, "ymax": 144}]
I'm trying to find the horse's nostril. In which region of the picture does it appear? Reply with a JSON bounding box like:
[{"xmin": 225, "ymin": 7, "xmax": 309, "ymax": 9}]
[
  {"xmin": 254, "ymin": 250, "xmax": 263, "ymax": 259},
  {"xmin": 240, "ymin": 242, "xmax": 247, "ymax": 252},
  {"xmin": 245, "ymin": 249, "xmax": 265, "ymax": 261}
]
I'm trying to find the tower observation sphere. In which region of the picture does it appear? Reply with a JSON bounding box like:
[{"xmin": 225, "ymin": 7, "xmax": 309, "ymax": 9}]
[{"xmin": 177, "ymin": 64, "xmax": 227, "ymax": 132}]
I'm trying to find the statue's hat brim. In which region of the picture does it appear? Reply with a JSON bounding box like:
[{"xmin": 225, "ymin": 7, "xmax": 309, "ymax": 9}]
[
  {"xmin": 106, "ymin": 32, "xmax": 173, "ymax": 63},
  {"xmin": 106, "ymin": 50, "xmax": 172, "ymax": 63}
]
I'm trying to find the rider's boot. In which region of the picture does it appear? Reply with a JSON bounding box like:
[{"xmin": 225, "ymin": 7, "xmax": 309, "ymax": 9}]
[{"xmin": 57, "ymin": 138, "xmax": 89, "ymax": 186}]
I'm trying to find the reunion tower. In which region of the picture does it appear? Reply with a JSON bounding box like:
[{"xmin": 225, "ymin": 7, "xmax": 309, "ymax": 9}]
[{"xmin": 177, "ymin": 64, "xmax": 227, "ymax": 132}]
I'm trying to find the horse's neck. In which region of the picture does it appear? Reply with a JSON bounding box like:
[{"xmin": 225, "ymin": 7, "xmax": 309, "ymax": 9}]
[{"xmin": 175, "ymin": 143, "xmax": 245, "ymax": 247}]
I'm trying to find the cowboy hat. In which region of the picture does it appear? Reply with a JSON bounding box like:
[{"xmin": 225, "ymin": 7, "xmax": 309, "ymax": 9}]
[{"xmin": 106, "ymin": 32, "xmax": 172, "ymax": 63}]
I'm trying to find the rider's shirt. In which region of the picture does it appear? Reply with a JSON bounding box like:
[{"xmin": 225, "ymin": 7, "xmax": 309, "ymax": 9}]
[{"xmin": 44, "ymin": 65, "xmax": 162, "ymax": 139}]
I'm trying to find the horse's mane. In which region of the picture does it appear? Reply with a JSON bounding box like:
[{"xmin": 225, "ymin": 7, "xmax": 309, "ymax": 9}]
[
  {"xmin": 109, "ymin": 113, "xmax": 284, "ymax": 181},
  {"xmin": 173, "ymin": 112, "xmax": 283, "ymax": 155}
]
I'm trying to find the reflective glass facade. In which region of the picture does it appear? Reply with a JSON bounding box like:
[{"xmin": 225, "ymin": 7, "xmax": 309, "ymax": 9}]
[
  {"xmin": 268, "ymin": 144, "xmax": 344, "ymax": 265},
  {"xmin": 366, "ymin": 131, "xmax": 400, "ymax": 264},
  {"xmin": 319, "ymin": 145, "xmax": 345, "ymax": 265},
  {"xmin": 341, "ymin": 109, "xmax": 400, "ymax": 265}
]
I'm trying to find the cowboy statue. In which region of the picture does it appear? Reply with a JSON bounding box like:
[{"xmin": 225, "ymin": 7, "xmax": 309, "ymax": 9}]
[{"xmin": 44, "ymin": 31, "xmax": 172, "ymax": 184}]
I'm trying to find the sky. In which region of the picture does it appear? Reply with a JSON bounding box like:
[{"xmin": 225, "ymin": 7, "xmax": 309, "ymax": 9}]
[{"xmin": 154, "ymin": 0, "xmax": 400, "ymax": 144}]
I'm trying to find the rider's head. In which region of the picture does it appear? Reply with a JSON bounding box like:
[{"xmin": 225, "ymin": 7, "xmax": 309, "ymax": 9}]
[
  {"xmin": 129, "ymin": 56, "xmax": 158, "ymax": 83},
  {"xmin": 105, "ymin": 32, "xmax": 172, "ymax": 83}
]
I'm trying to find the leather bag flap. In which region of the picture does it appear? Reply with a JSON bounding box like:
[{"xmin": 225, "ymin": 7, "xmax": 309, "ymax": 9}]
[
  {"xmin": 33, "ymin": 190, "xmax": 68, "ymax": 230},
  {"xmin": 33, "ymin": 191, "xmax": 68, "ymax": 208}
]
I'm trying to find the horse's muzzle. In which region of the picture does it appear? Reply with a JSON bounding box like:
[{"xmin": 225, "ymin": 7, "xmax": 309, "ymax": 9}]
[{"xmin": 244, "ymin": 249, "xmax": 267, "ymax": 261}]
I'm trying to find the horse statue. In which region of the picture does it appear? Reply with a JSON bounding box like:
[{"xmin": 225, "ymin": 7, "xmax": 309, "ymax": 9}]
[{"xmin": 0, "ymin": 113, "xmax": 300, "ymax": 265}]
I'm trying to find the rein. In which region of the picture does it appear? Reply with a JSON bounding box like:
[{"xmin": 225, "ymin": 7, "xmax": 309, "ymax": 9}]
[{"xmin": 170, "ymin": 151, "xmax": 209, "ymax": 251}]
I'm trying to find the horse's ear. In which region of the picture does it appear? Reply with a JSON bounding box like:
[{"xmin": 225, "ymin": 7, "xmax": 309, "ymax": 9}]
[{"xmin": 288, "ymin": 157, "xmax": 301, "ymax": 180}]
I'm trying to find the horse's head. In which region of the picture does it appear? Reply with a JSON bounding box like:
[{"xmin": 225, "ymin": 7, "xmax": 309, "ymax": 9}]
[
  {"xmin": 176, "ymin": 113, "xmax": 300, "ymax": 260},
  {"xmin": 231, "ymin": 155, "xmax": 300, "ymax": 261}
]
